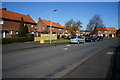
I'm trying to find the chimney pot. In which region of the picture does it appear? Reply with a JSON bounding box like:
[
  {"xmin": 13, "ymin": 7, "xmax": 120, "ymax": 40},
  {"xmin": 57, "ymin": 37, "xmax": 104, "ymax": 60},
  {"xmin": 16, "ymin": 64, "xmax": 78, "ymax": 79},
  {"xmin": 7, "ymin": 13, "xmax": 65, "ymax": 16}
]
[{"xmin": 2, "ymin": 8, "xmax": 7, "ymax": 10}]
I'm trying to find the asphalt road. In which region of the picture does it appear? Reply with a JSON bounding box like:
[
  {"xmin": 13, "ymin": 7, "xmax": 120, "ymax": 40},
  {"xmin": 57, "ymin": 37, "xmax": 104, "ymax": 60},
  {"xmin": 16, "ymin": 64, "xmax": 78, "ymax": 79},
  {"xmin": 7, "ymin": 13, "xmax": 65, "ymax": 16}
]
[
  {"xmin": 2, "ymin": 39, "xmax": 118, "ymax": 78},
  {"xmin": 63, "ymin": 44, "xmax": 116, "ymax": 78}
]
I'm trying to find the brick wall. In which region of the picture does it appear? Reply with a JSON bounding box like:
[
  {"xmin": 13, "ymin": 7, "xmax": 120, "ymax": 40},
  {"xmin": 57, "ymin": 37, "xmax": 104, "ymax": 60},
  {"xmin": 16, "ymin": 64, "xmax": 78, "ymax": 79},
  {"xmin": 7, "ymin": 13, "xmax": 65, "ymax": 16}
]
[{"xmin": 1, "ymin": 19, "xmax": 36, "ymax": 37}]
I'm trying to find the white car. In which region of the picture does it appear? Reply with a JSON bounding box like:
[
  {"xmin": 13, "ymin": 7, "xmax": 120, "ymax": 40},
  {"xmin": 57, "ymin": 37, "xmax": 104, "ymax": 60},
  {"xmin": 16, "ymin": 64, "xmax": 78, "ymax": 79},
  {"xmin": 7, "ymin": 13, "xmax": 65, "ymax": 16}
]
[{"xmin": 70, "ymin": 36, "xmax": 85, "ymax": 44}]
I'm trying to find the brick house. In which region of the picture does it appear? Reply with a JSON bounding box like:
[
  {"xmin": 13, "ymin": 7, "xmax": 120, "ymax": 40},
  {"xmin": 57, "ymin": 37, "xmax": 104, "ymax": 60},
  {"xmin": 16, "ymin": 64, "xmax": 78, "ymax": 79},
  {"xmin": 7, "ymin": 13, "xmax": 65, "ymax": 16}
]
[
  {"xmin": 0, "ymin": 8, "xmax": 37, "ymax": 38},
  {"xmin": 116, "ymin": 29, "xmax": 120, "ymax": 37},
  {"xmin": 36, "ymin": 18, "xmax": 67, "ymax": 37},
  {"xmin": 95, "ymin": 27, "xmax": 117, "ymax": 37}
]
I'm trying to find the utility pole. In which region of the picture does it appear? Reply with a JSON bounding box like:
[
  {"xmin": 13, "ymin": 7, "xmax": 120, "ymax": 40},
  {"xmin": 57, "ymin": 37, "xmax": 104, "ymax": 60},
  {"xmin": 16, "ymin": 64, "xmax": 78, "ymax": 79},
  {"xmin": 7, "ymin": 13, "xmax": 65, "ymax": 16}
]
[{"xmin": 50, "ymin": 9, "xmax": 57, "ymax": 44}]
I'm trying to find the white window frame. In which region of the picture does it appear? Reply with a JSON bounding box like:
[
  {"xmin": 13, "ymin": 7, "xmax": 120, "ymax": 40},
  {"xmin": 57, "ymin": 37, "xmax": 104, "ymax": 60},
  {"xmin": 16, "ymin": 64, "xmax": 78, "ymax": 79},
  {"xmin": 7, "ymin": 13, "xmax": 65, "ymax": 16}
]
[
  {"xmin": 59, "ymin": 28, "xmax": 61, "ymax": 31},
  {"xmin": 16, "ymin": 31, "xmax": 18, "ymax": 34},
  {"xmin": 31, "ymin": 24, "xmax": 34, "ymax": 27},
  {"xmin": 24, "ymin": 23, "xmax": 26, "ymax": 26},
  {"xmin": 0, "ymin": 19, "xmax": 4, "ymax": 24},
  {"xmin": 9, "ymin": 31, "xmax": 13, "ymax": 34}
]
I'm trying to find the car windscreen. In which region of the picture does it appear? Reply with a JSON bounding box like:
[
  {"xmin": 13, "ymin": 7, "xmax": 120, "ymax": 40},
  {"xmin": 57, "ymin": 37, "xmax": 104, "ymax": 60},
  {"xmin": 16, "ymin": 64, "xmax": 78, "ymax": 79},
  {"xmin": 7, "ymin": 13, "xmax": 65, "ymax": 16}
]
[
  {"xmin": 71, "ymin": 36, "xmax": 76, "ymax": 39},
  {"xmin": 78, "ymin": 36, "xmax": 82, "ymax": 38}
]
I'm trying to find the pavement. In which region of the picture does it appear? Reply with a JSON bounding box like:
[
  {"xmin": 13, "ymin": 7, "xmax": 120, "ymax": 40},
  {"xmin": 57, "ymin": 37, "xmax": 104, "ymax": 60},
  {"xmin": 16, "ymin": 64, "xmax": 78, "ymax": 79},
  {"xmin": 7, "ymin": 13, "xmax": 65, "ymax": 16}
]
[
  {"xmin": 2, "ymin": 41, "xmax": 69, "ymax": 53},
  {"xmin": 106, "ymin": 45, "xmax": 120, "ymax": 79}
]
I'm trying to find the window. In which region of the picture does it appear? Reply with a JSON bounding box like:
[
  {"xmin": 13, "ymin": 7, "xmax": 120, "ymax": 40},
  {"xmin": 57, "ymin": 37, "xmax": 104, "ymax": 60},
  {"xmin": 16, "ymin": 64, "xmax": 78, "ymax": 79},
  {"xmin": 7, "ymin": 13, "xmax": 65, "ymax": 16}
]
[
  {"xmin": 52, "ymin": 27, "xmax": 54, "ymax": 30},
  {"xmin": 105, "ymin": 31, "xmax": 107, "ymax": 33},
  {"xmin": 30, "ymin": 24, "xmax": 34, "ymax": 27},
  {"xmin": 16, "ymin": 31, "xmax": 18, "ymax": 34},
  {"xmin": 0, "ymin": 19, "xmax": 4, "ymax": 24},
  {"xmin": 24, "ymin": 23, "xmax": 26, "ymax": 26},
  {"xmin": 59, "ymin": 28, "xmax": 61, "ymax": 31},
  {"xmin": 9, "ymin": 31, "xmax": 12, "ymax": 34}
]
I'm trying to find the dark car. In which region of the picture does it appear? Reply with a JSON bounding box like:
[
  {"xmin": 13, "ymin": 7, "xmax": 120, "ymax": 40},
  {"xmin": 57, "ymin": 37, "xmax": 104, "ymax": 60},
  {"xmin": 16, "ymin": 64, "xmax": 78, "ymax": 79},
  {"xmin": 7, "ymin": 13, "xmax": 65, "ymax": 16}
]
[
  {"xmin": 85, "ymin": 36, "xmax": 97, "ymax": 42},
  {"xmin": 96, "ymin": 36, "xmax": 104, "ymax": 41}
]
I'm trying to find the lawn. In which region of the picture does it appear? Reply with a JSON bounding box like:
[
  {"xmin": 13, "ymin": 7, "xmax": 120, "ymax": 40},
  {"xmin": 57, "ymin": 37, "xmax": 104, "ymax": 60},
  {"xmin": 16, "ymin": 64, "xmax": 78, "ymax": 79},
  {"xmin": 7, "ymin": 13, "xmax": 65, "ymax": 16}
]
[{"xmin": 45, "ymin": 39, "xmax": 70, "ymax": 44}]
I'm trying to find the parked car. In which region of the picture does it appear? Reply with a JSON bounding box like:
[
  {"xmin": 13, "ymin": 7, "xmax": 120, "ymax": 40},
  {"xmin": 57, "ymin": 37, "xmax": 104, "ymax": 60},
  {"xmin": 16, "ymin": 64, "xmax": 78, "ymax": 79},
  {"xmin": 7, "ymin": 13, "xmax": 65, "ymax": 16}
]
[
  {"xmin": 85, "ymin": 36, "xmax": 97, "ymax": 42},
  {"xmin": 85, "ymin": 36, "xmax": 92, "ymax": 42},
  {"xmin": 70, "ymin": 36, "xmax": 85, "ymax": 44},
  {"xmin": 96, "ymin": 36, "xmax": 104, "ymax": 41}
]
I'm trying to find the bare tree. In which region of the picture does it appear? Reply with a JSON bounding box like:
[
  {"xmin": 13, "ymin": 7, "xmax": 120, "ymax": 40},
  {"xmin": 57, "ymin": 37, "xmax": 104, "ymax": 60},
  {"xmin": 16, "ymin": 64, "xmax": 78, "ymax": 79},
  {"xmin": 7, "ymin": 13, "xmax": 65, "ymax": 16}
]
[
  {"xmin": 65, "ymin": 19, "xmax": 82, "ymax": 36},
  {"xmin": 86, "ymin": 14, "xmax": 104, "ymax": 31}
]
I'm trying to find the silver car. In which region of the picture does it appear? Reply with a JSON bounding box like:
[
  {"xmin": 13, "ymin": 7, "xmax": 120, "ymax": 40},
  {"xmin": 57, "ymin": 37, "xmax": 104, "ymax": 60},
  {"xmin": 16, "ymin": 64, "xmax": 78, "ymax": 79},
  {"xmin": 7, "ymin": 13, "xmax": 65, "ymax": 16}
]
[{"xmin": 70, "ymin": 36, "xmax": 85, "ymax": 44}]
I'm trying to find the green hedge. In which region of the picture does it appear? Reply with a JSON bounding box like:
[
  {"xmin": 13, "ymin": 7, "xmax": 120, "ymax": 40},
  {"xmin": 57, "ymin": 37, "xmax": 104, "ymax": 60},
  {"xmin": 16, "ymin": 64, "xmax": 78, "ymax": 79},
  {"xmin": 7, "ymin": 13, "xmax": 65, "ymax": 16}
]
[{"xmin": 2, "ymin": 34, "xmax": 34, "ymax": 44}]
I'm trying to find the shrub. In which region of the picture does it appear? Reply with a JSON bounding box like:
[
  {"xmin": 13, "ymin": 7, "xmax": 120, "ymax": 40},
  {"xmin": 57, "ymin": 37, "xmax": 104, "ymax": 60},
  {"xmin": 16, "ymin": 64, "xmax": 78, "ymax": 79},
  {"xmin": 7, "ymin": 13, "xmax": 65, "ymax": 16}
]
[
  {"xmin": 61, "ymin": 35, "xmax": 66, "ymax": 39},
  {"xmin": 57, "ymin": 34, "xmax": 60, "ymax": 39},
  {"xmin": 2, "ymin": 34, "xmax": 34, "ymax": 44},
  {"xmin": 11, "ymin": 34, "xmax": 20, "ymax": 37}
]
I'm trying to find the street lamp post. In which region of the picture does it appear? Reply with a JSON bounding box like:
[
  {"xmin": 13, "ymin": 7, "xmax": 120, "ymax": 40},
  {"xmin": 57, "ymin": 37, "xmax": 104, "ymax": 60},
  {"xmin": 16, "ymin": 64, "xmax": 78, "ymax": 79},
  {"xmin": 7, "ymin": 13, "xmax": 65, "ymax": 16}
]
[{"xmin": 50, "ymin": 9, "xmax": 57, "ymax": 44}]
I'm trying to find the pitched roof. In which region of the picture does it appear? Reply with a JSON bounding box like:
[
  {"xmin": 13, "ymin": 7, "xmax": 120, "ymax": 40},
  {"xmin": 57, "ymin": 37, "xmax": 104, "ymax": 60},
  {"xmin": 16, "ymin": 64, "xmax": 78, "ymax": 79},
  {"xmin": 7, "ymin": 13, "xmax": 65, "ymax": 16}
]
[
  {"xmin": 96, "ymin": 27, "xmax": 117, "ymax": 31},
  {"xmin": 0, "ymin": 9, "xmax": 36, "ymax": 24},
  {"xmin": 41, "ymin": 19, "xmax": 65, "ymax": 29}
]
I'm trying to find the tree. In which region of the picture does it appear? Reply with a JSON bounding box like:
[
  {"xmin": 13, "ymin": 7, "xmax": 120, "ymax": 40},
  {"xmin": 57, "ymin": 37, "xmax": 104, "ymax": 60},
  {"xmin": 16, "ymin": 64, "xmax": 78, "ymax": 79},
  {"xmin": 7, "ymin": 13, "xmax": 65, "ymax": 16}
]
[
  {"xmin": 65, "ymin": 19, "xmax": 82, "ymax": 36},
  {"xmin": 24, "ymin": 24, "xmax": 29, "ymax": 34},
  {"xmin": 18, "ymin": 17, "xmax": 28, "ymax": 37},
  {"xmin": 86, "ymin": 14, "xmax": 104, "ymax": 32}
]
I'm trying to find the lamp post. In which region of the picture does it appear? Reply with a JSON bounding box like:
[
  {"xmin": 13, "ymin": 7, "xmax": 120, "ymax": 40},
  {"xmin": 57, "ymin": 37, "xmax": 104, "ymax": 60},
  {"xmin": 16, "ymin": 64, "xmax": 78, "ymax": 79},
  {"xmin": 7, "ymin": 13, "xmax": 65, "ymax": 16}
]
[{"xmin": 50, "ymin": 9, "xmax": 57, "ymax": 44}]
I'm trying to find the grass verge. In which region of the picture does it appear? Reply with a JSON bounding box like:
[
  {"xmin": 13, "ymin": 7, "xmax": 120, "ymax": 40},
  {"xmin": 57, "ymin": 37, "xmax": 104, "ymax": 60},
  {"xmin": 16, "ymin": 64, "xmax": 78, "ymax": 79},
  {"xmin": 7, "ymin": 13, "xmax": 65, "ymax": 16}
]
[{"xmin": 45, "ymin": 39, "xmax": 70, "ymax": 44}]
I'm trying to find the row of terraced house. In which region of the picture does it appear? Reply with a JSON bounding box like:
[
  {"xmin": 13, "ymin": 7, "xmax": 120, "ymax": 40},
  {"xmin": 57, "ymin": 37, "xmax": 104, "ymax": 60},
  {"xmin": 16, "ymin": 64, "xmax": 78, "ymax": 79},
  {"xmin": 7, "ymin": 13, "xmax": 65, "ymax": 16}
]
[{"xmin": 0, "ymin": 8, "xmax": 118, "ymax": 38}]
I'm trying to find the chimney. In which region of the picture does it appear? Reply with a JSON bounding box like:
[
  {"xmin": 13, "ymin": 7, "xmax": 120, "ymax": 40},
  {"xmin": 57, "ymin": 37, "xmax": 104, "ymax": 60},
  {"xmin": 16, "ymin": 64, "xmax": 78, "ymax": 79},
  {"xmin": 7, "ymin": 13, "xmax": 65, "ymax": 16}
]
[
  {"xmin": 27, "ymin": 14, "xmax": 30, "ymax": 16},
  {"xmin": 2, "ymin": 8, "xmax": 7, "ymax": 10}
]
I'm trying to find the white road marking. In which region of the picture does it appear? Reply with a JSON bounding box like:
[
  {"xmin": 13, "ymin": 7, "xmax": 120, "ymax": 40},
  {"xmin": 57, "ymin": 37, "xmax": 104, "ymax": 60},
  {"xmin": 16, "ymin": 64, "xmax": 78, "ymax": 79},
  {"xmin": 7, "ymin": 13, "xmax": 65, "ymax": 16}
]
[
  {"xmin": 106, "ymin": 52, "xmax": 114, "ymax": 55},
  {"xmin": 63, "ymin": 48, "xmax": 68, "ymax": 50},
  {"xmin": 66, "ymin": 44, "xmax": 71, "ymax": 47}
]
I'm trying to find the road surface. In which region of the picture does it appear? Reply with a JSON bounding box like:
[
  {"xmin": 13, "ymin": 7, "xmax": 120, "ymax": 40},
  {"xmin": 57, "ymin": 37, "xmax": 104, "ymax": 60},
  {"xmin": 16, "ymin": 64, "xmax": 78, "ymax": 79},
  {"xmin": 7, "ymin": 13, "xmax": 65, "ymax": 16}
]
[{"xmin": 3, "ymin": 39, "xmax": 118, "ymax": 78}]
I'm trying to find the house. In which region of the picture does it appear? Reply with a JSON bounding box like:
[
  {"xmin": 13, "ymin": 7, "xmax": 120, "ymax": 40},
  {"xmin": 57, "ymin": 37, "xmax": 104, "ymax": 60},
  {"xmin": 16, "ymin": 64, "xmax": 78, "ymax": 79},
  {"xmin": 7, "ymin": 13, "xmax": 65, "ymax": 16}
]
[
  {"xmin": 80, "ymin": 30, "xmax": 90, "ymax": 36},
  {"xmin": 0, "ymin": 8, "xmax": 37, "ymax": 38},
  {"xmin": 95, "ymin": 27, "xmax": 117, "ymax": 37},
  {"xmin": 36, "ymin": 18, "xmax": 66, "ymax": 37},
  {"xmin": 64, "ymin": 26, "xmax": 81, "ymax": 36},
  {"xmin": 116, "ymin": 29, "xmax": 120, "ymax": 37}
]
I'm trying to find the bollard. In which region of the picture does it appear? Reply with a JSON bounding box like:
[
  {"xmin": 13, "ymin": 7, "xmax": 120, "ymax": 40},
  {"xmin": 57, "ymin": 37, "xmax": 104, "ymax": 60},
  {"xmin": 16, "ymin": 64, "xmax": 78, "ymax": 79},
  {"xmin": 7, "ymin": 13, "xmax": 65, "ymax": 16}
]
[{"xmin": 40, "ymin": 40, "xmax": 45, "ymax": 44}]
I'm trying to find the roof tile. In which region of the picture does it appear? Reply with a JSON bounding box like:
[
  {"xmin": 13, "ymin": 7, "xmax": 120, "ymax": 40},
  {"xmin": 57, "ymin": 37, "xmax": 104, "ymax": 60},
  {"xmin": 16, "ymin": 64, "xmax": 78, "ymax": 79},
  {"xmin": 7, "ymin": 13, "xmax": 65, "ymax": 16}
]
[
  {"xmin": 96, "ymin": 27, "xmax": 117, "ymax": 31},
  {"xmin": 0, "ymin": 9, "xmax": 36, "ymax": 24},
  {"xmin": 41, "ymin": 19, "xmax": 65, "ymax": 29}
]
